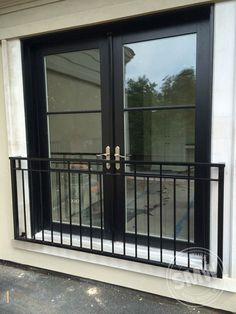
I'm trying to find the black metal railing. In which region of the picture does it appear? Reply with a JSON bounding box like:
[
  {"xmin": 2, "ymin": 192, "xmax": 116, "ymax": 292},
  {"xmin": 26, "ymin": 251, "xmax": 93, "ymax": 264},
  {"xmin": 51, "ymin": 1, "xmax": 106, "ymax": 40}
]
[{"xmin": 9, "ymin": 157, "xmax": 225, "ymax": 277}]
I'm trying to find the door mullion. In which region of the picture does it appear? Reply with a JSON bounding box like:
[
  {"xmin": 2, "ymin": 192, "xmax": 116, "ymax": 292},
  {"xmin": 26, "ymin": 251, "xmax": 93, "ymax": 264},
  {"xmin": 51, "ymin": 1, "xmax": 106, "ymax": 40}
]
[
  {"xmin": 113, "ymin": 35, "xmax": 126, "ymax": 241},
  {"xmin": 100, "ymin": 36, "xmax": 115, "ymax": 239}
]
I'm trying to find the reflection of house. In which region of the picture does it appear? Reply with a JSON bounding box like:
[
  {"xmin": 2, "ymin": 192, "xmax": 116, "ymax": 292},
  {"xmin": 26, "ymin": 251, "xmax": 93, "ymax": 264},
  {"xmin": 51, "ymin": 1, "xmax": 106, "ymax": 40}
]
[
  {"xmin": 46, "ymin": 50, "xmax": 102, "ymax": 155},
  {"xmin": 0, "ymin": 1, "xmax": 236, "ymax": 313}
]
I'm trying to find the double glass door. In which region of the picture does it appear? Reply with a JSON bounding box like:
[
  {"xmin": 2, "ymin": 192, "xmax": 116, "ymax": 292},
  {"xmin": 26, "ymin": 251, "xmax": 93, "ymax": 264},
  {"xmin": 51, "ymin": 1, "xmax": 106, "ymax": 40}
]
[{"xmin": 34, "ymin": 18, "xmax": 210, "ymax": 248}]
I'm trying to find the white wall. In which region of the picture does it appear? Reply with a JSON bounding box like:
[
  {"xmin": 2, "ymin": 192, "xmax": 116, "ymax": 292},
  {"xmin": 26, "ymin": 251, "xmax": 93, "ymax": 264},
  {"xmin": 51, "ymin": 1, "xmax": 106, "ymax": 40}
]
[
  {"xmin": 211, "ymin": 0, "xmax": 236, "ymax": 278},
  {"xmin": 0, "ymin": 0, "xmax": 220, "ymax": 39}
]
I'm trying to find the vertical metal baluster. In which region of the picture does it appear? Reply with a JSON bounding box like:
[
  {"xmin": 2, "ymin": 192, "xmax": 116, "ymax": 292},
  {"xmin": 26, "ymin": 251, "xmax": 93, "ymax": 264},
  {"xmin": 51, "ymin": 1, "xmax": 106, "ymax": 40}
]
[
  {"xmin": 202, "ymin": 171, "xmax": 206, "ymax": 271},
  {"xmin": 202, "ymin": 250, "xmax": 205, "ymax": 271},
  {"xmin": 58, "ymin": 171, "xmax": 63, "ymax": 245},
  {"xmin": 30, "ymin": 160, "xmax": 35, "ymax": 240},
  {"xmin": 160, "ymin": 165, "xmax": 163, "ymax": 262},
  {"xmin": 68, "ymin": 161, "xmax": 72, "ymax": 246},
  {"xmin": 88, "ymin": 161, "xmax": 93, "ymax": 250},
  {"xmin": 123, "ymin": 172, "xmax": 126, "ymax": 256},
  {"xmin": 78, "ymin": 173, "xmax": 82, "ymax": 248},
  {"xmin": 217, "ymin": 166, "xmax": 224, "ymax": 278},
  {"xmin": 174, "ymin": 178, "xmax": 176, "ymax": 265},
  {"xmin": 134, "ymin": 164, "xmax": 137, "ymax": 258},
  {"xmin": 39, "ymin": 164, "xmax": 44, "ymax": 242},
  {"xmin": 49, "ymin": 161, "xmax": 53, "ymax": 243},
  {"xmin": 111, "ymin": 184, "xmax": 115, "ymax": 255},
  {"xmin": 10, "ymin": 159, "xmax": 19, "ymax": 239},
  {"xmin": 187, "ymin": 165, "xmax": 190, "ymax": 268},
  {"xmin": 99, "ymin": 173, "xmax": 103, "ymax": 252},
  {"xmin": 21, "ymin": 168, "xmax": 27, "ymax": 238},
  {"xmin": 147, "ymin": 177, "xmax": 150, "ymax": 260}
]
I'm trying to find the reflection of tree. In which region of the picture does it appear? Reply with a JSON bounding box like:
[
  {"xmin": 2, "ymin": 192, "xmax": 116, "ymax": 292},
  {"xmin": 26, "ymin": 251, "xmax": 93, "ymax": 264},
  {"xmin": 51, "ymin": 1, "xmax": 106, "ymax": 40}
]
[
  {"xmin": 126, "ymin": 69, "xmax": 195, "ymax": 161},
  {"xmin": 126, "ymin": 76, "xmax": 159, "ymax": 107},
  {"xmin": 126, "ymin": 76, "xmax": 155, "ymax": 161},
  {"xmin": 160, "ymin": 69, "xmax": 196, "ymax": 105}
]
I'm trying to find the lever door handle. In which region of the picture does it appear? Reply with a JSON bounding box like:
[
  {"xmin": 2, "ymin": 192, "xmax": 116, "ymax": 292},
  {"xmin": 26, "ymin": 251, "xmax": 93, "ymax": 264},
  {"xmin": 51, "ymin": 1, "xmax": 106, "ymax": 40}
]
[
  {"xmin": 114, "ymin": 154, "xmax": 126, "ymax": 158},
  {"xmin": 114, "ymin": 146, "xmax": 125, "ymax": 170},
  {"xmin": 96, "ymin": 153, "xmax": 109, "ymax": 157},
  {"xmin": 96, "ymin": 146, "xmax": 110, "ymax": 169}
]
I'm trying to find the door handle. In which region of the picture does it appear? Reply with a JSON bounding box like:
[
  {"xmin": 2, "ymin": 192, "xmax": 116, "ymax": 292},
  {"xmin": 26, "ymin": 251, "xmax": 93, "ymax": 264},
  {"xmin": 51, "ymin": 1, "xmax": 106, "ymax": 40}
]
[
  {"xmin": 114, "ymin": 146, "xmax": 125, "ymax": 170},
  {"xmin": 96, "ymin": 146, "xmax": 110, "ymax": 169}
]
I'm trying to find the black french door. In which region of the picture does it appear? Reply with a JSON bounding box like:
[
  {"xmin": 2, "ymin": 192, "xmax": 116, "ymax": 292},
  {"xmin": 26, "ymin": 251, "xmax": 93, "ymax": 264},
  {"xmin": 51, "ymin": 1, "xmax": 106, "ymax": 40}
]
[
  {"xmin": 23, "ymin": 6, "xmax": 212, "ymax": 249},
  {"xmin": 112, "ymin": 16, "xmax": 212, "ymax": 248}
]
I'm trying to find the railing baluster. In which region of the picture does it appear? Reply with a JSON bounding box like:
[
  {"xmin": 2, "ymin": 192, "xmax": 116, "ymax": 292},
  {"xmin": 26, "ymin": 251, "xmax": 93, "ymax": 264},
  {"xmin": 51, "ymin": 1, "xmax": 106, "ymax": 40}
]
[
  {"xmin": 123, "ymin": 172, "xmax": 126, "ymax": 256},
  {"xmin": 10, "ymin": 159, "xmax": 19, "ymax": 239},
  {"xmin": 68, "ymin": 161, "xmax": 72, "ymax": 246},
  {"xmin": 134, "ymin": 164, "xmax": 137, "ymax": 258},
  {"xmin": 99, "ymin": 173, "xmax": 103, "ymax": 252},
  {"xmin": 21, "ymin": 168, "xmax": 27, "ymax": 238},
  {"xmin": 29, "ymin": 160, "xmax": 35, "ymax": 240},
  {"xmin": 39, "ymin": 164, "xmax": 44, "ymax": 242},
  {"xmin": 78, "ymin": 173, "xmax": 82, "ymax": 248},
  {"xmin": 187, "ymin": 165, "xmax": 190, "ymax": 268},
  {"xmin": 48, "ymin": 161, "xmax": 53, "ymax": 243},
  {"xmin": 88, "ymin": 162, "xmax": 93, "ymax": 250},
  {"xmin": 173, "ymin": 178, "xmax": 176, "ymax": 265},
  {"xmin": 58, "ymin": 171, "xmax": 63, "ymax": 245},
  {"xmin": 160, "ymin": 165, "xmax": 163, "ymax": 263},
  {"xmin": 202, "ymin": 251, "xmax": 205, "ymax": 271},
  {"xmin": 147, "ymin": 177, "xmax": 150, "ymax": 260},
  {"xmin": 217, "ymin": 166, "xmax": 224, "ymax": 278}
]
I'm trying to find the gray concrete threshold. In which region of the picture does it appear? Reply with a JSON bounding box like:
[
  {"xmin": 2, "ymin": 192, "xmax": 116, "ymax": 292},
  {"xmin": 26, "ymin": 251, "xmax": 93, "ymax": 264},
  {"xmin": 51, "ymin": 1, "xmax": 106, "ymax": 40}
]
[{"xmin": 0, "ymin": 262, "xmax": 230, "ymax": 314}]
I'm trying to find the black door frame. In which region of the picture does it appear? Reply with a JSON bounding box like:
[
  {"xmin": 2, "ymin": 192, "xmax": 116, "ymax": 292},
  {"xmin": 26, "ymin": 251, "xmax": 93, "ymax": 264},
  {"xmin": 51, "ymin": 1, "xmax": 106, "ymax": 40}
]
[{"xmin": 22, "ymin": 5, "xmax": 213, "ymax": 249}]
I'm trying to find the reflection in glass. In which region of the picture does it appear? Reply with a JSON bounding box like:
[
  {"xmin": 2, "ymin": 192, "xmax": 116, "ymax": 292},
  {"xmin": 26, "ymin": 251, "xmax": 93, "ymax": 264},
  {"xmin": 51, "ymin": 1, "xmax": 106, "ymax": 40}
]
[
  {"xmin": 45, "ymin": 48, "xmax": 103, "ymax": 229},
  {"xmin": 124, "ymin": 34, "xmax": 197, "ymax": 242},
  {"xmin": 124, "ymin": 34, "xmax": 196, "ymax": 108},
  {"xmin": 48, "ymin": 112, "xmax": 103, "ymax": 228},
  {"xmin": 45, "ymin": 49, "xmax": 101, "ymax": 112},
  {"xmin": 125, "ymin": 109, "xmax": 195, "ymax": 162},
  {"xmin": 125, "ymin": 176, "xmax": 194, "ymax": 241},
  {"xmin": 48, "ymin": 113, "xmax": 102, "ymax": 154},
  {"xmin": 51, "ymin": 171, "xmax": 103, "ymax": 228}
]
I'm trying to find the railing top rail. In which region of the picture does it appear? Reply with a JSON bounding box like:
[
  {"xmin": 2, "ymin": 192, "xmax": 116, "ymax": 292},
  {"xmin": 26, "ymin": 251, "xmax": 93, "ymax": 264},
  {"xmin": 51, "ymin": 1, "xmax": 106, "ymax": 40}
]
[{"xmin": 9, "ymin": 156, "xmax": 226, "ymax": 168}]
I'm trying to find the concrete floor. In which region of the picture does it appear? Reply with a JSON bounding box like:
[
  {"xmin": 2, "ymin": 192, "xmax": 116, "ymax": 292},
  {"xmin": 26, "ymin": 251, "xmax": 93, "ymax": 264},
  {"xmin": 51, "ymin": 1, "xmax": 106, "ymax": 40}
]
[{"xmin": 0, "ymin": 262, "xmax": 230, "ymax": 314}]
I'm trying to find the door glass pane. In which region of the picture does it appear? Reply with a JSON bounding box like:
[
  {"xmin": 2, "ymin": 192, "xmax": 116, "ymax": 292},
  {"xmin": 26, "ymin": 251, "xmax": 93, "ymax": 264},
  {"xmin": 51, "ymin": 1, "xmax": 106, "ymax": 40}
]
[
  {"xmin": 48, "ymin": 113, "xmax": 102, "ymax": 155},
  {"xmin": 125, "ymin": 110, "xmax": 195, "ymax": 241},
  {"xmin": 125, "ymin": 177, "xmax": 194, "ymax": 241},
  {"xmin": 45, "ymin": 49, "xmax": 101, "ymax": 112},
  {"xmin": 44, "ymin": 48, "xmax": 103, "ymax": 229},
  {"xmin": 51, "ymin": 171, "xmax": 103, "ymax": 228},
  {"xmin": 123, "ymin": 34, "xmax": 196, "ymax": 242},
  {"xmin": 124, "ymin": 109, "xmax": 195, "ymax": 162},
  {"xmin": 124, "ymin": 34, "xmax": 196, "ymax": 108}
]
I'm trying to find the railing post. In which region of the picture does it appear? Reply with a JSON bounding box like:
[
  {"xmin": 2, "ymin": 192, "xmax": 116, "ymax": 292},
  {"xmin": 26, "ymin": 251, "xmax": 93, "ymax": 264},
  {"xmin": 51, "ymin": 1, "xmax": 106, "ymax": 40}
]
[
  {"xmin": 217, "ymin": 165, "xmax": 225, "ymax": 278},
  {"xmin": 10, "ymin": 158, "xmax": 19, "ymax": 239}
]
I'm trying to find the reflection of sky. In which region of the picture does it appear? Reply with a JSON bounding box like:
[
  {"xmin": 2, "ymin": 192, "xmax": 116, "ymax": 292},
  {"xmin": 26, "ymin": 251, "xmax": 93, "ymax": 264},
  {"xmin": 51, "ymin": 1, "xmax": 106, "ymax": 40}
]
[{"xmin": 124, "ymin": 34, "xmax": 196, "ymax": 91}]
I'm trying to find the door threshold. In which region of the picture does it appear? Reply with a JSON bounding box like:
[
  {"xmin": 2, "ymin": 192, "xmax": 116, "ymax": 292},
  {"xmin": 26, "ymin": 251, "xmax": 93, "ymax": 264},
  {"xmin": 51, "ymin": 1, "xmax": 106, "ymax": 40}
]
[{"xmin": 34, "ymin": 230, "xmax": 205, "ymax": 270}]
